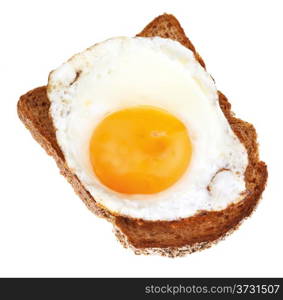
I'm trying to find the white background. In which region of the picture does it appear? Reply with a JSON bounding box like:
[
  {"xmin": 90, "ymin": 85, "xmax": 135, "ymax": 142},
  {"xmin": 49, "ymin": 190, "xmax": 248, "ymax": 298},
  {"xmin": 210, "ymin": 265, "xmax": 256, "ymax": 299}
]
[{"xmin": 0, "ymin": 0, "xmax": 282, "ymax": 277}]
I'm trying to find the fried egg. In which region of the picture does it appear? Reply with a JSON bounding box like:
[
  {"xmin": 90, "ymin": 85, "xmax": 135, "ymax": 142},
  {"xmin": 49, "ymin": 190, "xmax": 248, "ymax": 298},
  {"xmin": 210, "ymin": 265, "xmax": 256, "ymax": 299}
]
[{"xmin": 48, "ymin": 37, "xmax": 248, "ymax": 221}]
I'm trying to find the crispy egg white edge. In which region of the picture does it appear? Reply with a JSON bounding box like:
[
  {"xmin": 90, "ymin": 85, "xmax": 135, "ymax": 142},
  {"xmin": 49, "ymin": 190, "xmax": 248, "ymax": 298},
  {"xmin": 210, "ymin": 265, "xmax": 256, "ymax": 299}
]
[{"xmin": 48, "ymin": 36, "xmax": 248, "ymax": 221}]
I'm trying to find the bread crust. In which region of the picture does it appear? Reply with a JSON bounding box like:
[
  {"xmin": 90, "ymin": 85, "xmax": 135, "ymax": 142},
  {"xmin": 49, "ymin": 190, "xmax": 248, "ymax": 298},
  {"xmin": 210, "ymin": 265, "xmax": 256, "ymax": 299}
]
[{"xmin": 17, "ymin": 14, "xmax": 267, "ymax": 257}]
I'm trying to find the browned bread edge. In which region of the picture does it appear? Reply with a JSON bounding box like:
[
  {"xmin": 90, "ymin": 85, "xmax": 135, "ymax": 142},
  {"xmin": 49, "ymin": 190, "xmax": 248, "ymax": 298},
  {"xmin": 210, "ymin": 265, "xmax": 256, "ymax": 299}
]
[{"xmin": 17, "ymin": 14, "xmax": 267, "ymax": 257}]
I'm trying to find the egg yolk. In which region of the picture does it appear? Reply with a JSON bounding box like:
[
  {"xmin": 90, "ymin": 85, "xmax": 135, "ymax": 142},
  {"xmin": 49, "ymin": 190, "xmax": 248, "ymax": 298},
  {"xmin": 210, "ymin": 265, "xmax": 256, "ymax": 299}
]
[{"xmin": 89, "ymin": 106, "xmax": 192, "ymax": 194}]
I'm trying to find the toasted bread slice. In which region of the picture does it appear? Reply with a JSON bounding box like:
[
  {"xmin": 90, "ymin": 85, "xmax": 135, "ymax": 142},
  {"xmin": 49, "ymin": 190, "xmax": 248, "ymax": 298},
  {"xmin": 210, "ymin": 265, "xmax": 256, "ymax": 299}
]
[{"xmin": 17, "ymin": 14, "xmax": 267, "ymax": 257}]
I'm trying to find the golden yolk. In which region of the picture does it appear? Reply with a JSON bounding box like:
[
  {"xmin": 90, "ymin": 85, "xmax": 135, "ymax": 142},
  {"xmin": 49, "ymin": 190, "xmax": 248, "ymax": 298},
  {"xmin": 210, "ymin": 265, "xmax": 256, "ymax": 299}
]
[{"xmin": 89, "ymin": 106, "xmax": 192, "ymax": 194}]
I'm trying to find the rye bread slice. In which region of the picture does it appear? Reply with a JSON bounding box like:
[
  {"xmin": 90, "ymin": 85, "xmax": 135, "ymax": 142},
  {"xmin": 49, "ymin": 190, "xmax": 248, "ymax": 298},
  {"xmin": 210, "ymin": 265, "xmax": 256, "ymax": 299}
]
[{"xmin": 17, "ymin": 14, "xmax": 267, "ymax": 257}]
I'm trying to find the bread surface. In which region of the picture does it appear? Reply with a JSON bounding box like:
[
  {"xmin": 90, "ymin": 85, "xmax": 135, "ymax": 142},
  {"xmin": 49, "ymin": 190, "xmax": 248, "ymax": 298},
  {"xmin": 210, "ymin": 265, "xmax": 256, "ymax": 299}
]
[{"xmin": 17, "ymin": 14, "xmax": 267, "ymax": 257}]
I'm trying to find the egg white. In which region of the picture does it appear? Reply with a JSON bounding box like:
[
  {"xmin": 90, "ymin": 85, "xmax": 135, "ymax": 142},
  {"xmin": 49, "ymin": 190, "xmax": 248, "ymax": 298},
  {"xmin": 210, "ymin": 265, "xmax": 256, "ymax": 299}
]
[{"xmin": 48, "ymin": 36, "xmax": 248, "ymax": 221}]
